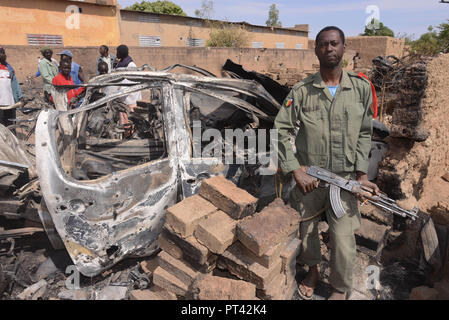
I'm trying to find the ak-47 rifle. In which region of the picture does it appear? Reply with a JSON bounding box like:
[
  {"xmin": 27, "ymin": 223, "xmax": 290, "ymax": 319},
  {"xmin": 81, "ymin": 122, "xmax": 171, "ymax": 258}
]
[{"xmin": 305, "ymin": 166, "xmax": 419, "ymax": 221}]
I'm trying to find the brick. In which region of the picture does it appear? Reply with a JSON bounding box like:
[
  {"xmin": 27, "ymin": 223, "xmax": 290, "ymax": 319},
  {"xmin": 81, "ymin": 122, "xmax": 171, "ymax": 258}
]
[
  {"xmin": 140, "ymin": 256, "xmax": 159, "ymax": 275},
  {"xmin": 157, "ymin": 251, "xmax": 199, "ymax": 286},
  {"xmin": 238, "ymin": 241, "xmax": 284, "ymax": 269},
  {"xmin": 158, "ymin": 234, "xmax": 183, "ymax": 260},
  {"xmin": 152, "ymin": 267, "xmax": 189, "ymax": 297},
  {"xmin": 199, "ymin": 175, "xmax": 257, "ymax": 219},
  {"xmin": 191, "ymin": 274, "xmax": 257, "ymax": 300},
  {"xmin": 355, "ymin": 218, "xmax": 390, "ymax": 252},
  {"xmin": 129, "ymin": 289, "xmax": 176, "ymax": 301},
  {"xmin": 409, "ymin": 286, "xmax": 439, "ymax": 300},
  {"xmin": 161, "ymin": 227, "xmax": 217, "ymax": 272},
  {"xmin": 236, "ymin": 199, "xmax": 300, "ymax": 256},
  {"xmin": 256, "ymin": 272, "xmax": 297, "ymax": 300},
  {"xmin": 238, "ymin": 230, "xmax": 297, "ymax": 269},
  {"xmin": 280, "ymin": 238, "xmax": 301, "ymax": 273},
  {"xmin": 166, "ymin": 194, "xmax": 217, "ymax": 237},
  {"xmin": 218, "ymin": 241, "xmax": 283, "ymax": 290},
  {"xmin": 194, "ymin": 210, "xmax": 237, "ymax": 254}
]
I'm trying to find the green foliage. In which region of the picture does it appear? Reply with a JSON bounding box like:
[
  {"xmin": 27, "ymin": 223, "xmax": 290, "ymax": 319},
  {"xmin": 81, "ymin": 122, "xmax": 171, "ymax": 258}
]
[
  {"xmin": 126, "ymin": 1, "xmax": 186, "ymax": 16},
  {"xmin": 362, "ymin": 19, "xmax": 394, "ymax": 37},
  {"xmin": 195, "ymin": 0, "xmax": 214, "ymax": 19},
  {"xmin": 266, "ymin": 4, "xmax": 282, "ymax": 27},
  {"xmin": 410, "ymin": 30, "xmax": 440, "ymax": 55},
  {"xmin": 409, "ymin": 20, "xmax": 449, "ymax": 55},
  {"xmin": 206, "ymin": 21, "xmax": 250, "ymax": 48}
]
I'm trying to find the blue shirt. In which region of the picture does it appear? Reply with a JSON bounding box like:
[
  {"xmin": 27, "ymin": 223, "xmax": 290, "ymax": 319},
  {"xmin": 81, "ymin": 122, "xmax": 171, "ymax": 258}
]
[
  {"xmin": 328, "ymin": 85, "xmax": 339, "ymax": 98},
  {"xmin": 71, "ymin": 62, "xmax": 81, "ymax": 85}
]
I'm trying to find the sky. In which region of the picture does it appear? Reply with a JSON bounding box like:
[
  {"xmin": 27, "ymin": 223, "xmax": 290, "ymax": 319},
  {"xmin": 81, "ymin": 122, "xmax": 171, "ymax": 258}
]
[{"xmin": 117, "ymin": 0, "xmax": 449, "ymax": 39}]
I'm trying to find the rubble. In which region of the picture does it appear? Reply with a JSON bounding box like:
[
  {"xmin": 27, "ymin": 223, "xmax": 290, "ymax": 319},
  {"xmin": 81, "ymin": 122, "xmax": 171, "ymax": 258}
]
[
  {"xmin": 17, "ymin": 279, "xmax": 47, "ymax": 300},
  {"xmin": 95, "ymin": 286, "xmax": 128, "ymax": 300},
  {"xmin": 129, "ymin": 288, "xmax": 176, "ymax": 300},
  {"xmin": 409, "ymin": 286, "xmax": 439, "ymax": 300},
  {"xmin": 58, "ymin": 288, "xmax": 89, "ymax": 300}
]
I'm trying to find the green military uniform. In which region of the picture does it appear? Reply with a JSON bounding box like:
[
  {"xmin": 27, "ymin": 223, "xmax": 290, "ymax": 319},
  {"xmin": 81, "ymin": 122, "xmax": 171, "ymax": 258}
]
[{"xmin": 274, "ymin": 70, "xmax": 373, "ymax": 293}]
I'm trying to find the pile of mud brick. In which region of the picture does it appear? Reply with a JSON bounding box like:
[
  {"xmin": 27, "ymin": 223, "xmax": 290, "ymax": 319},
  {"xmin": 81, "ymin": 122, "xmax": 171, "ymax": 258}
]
[{"xmin": 141, "ymin": 175, "xmax": 301, "ymax": 300}]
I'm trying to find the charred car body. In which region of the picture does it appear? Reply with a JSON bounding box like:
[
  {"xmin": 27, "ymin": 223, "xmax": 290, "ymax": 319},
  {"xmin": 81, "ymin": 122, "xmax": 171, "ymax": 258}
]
[{"xmin": 35, "ymin": 67, "xmax": 281, "ymax": 277}]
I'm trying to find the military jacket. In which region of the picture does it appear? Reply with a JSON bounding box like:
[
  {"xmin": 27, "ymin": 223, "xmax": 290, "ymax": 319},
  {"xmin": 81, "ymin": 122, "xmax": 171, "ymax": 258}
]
[{"xmin": 274, "ymin": 70, "xmax": 373, "ymax": 174}]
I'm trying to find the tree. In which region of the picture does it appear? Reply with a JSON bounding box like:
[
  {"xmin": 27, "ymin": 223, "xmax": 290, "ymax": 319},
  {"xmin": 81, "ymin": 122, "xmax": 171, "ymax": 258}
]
[
  {"xmin": 362, "ymin": 19, "xmax": 394, "ymax": 37},
  {"xmin": 206, "ymin": 21, "xmax": 250, "ymax": 48},
  {"xmin": 126, "ymin": 1, "xmax": 187, "ymax": 16},
  {"xmin": 437, "ymin": 20, "xmax": 449, "ymax": 52},
  {"xmin": 266, "ymin": 4, "xmax": 282, "ymax": 27},
  {"xmin": 195, "ymin": 0, "xmax": 214, "ymax": 19},
  {"xmin": 410, "ymin": 21, "xmax": 449, "ymax": 55}
]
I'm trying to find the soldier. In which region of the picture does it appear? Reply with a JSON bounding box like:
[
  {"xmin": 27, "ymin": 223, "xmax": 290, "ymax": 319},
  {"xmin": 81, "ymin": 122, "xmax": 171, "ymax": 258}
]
[{"xmin": 274, "ymin": 26, "xmax": 379, "ymax": 300}]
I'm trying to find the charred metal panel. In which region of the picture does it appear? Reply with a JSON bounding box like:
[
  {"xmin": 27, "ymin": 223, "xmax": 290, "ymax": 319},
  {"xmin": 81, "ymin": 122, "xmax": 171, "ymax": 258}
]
[{"xmin": 36, "ymin": 109, "xmax": 178, "ymax": 277}]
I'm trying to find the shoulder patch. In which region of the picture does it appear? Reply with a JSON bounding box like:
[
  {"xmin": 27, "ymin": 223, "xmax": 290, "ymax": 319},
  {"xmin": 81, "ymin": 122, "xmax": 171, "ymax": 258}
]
[{"xmin": 283, "ymin": 97, "xmax": 293, "ymax": 108}]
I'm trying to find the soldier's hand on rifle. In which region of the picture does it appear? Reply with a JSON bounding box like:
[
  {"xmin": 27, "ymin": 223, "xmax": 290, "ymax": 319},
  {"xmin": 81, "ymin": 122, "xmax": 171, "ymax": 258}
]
[
  {"xmin": 293, "ymin": 167, "xmax": 319, "ymax": 195},
  {"xmin": 356, "ymin": 171, "xmax": 380, "ymax": 201}
]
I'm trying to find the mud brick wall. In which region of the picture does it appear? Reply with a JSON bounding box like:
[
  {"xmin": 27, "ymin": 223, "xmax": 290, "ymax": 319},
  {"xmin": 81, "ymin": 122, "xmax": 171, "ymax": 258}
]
[
  {"xmin": 0, "ymin": 45, "xmax": 318, "ymax": 84},
  {"xmin": 309, "ymin": 36, "xmax": 405, "ymax": 69},
  {"xmin": 377, "ymin": 54, "xmax": 449, "ymax": 214}
]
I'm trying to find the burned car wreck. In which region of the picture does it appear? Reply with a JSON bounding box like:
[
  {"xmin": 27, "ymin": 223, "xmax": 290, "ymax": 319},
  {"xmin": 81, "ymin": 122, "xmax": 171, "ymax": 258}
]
[{"xmin": 35, "ymin": 67, "xmax": 281, "ymax": 277}]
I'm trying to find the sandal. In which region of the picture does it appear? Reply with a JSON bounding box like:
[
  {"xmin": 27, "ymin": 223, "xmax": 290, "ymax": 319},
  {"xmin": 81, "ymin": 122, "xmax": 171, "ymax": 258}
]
[
  {"xmin": 297, "ymin": 281, "xmax": 315, "ymax": 300},
  {"xmin": 297, "ymin": 267, "xmax": 319, "ymax": 300}
]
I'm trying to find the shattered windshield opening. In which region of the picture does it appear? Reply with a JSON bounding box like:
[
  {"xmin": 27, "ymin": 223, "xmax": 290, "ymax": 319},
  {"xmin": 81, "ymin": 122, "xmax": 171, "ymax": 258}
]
[{"xmin": 67, "ymin": 85, "xmax": 168, "ymax": 181}]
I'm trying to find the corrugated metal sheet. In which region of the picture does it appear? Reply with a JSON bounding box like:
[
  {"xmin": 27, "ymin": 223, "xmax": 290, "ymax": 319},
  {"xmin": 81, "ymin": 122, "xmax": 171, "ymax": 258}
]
[
  {"xmin": 186, "ymin": 38, "xmax": 204, "ymax": 47},
  {"xmin": 139, "ymin": 35, "xmax": 162, "ymax": 47},
  {"xmin": 138, "ymin": 14, "xmax": 160, "ymax": 23},
  {"xmin": 27, "ymin": 34, "xmax": 63, "ymax": 46},
  {"xmin": 252, "ymin": 41, "xmax": 263, "ymax": 48},
  {"xmin": 252, "ymin": 27, "xmax": 265, "ymax": 33},
  {"xmin": 186, "ymin": 20, "xmax": 202, "ymax": 27}
]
